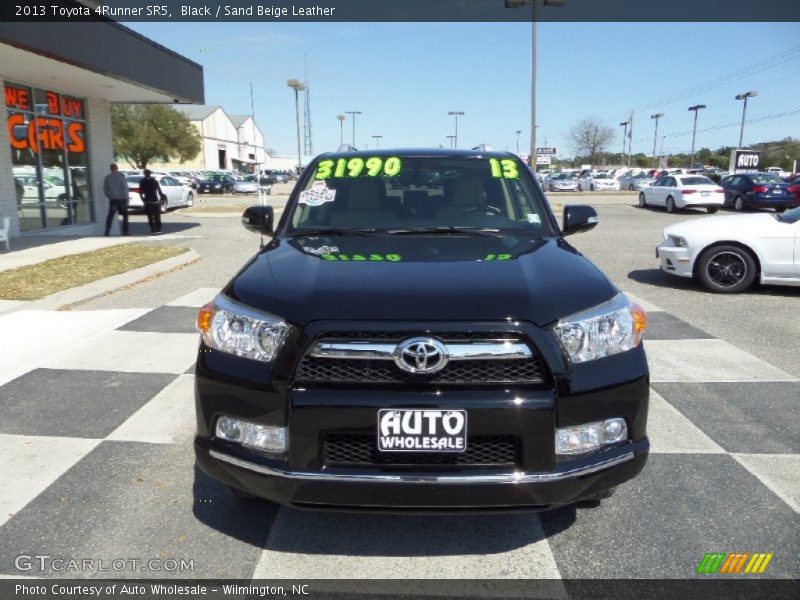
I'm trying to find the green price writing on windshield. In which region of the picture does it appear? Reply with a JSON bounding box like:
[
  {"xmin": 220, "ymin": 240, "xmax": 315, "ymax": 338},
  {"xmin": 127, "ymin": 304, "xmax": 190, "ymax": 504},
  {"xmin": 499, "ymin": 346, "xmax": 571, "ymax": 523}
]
[
  {"xmin": 488, "ymin": 159, "xmax": 520, "ymax": 179},
  {"xmin": 322, "ymin": 253, "xmax": 402, "ymax": 262},
  {"xmin": 316, "ymin": 156, "xmax": 402, "ymax": 179}
]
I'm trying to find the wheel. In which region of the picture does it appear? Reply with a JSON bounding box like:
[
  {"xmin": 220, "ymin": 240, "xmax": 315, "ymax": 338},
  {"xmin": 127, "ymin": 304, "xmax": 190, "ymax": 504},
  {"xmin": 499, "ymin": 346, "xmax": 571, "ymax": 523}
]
[
  {"xmin": 578, "ymin": 183, "xmax": 583, "ymax": 192},
  {"xmin": 186, "ymin": 192, "xmax": 194, "ymax": 207},
  {"xmin": 590, "ymin": 184, "xmax": 595, "ymax": 191},
  {"xmin": 159, "ymin": 198, "xmax": 168, "ymax": 214},
  {"xmin": 696, "ymin": 244, "xmax": 757, "ymax": 293},
  {"xmin": 706, "ymin": 207, "xmax": 718, "ymax": 214},
  {"xmin": 638, "ymin": 192, "xmax": 647, "ymax": 208},
  {"xmin": 666, "ymin": 196, "xmax": 676, "ymax": 213},
  {"xmin": 733, "ymin": 195, "xmax": 745, "ymax": 212},
  {"xmin": 629, "ymin": 184, "xmax": 635, "ymax": 191}
]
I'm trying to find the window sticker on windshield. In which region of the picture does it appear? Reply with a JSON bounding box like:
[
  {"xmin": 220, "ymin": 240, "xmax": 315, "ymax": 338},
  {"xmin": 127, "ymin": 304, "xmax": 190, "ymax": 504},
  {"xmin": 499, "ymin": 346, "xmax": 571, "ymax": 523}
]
[
  {"xmin": 299, "ymin": 180, "xmax": 337, "ymax": 206},
  {"xmin": 315, "ymin": 156, "xmax": 402, "ymax": 179},
  {"xmin": 322, "ymin": 253, "xmax": 402, "ymax": 262},
  {"xmin": 526, "ymin": 213, "xmax": 541, "ymax": 224},
  {"xmin": 488, "ymin": 158, "xmax": 520, "ymax": 179}
]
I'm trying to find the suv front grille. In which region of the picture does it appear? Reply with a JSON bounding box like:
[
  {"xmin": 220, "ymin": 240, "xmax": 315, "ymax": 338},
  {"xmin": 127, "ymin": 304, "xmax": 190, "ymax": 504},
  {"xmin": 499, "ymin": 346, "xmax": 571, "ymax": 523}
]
[
  {"xmin": 323, "ymin": 434, "xmax": 518, "ymax": 467},
  {"xmin": 294, "ymin": 331, "xmax": 546, "ymax": 386}
]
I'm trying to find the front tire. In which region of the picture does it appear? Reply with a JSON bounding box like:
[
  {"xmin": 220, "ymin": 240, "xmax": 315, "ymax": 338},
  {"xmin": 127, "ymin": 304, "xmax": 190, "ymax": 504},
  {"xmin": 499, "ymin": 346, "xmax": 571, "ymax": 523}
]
[
  {"xmin": 186, "ymin": 192, "xmax": 194, "ymax": 207},
  {"xmin": 590, "ymin": 184, "xmax": 595, "ymax": 191},
  {"xmin": 733, "ymin": 195, "xmax": 746, "ymax": 212},
  {"xmin": 666, "ymin": 196, "xmax": 676, "ymax": 213},
  {"xmin": 629, "ymin": 184, "xmax": 635, "ymax": 191},
  {"xmin": 638, "ymin": 192, "xmax": 647, "ymax": 208},
  {"xmin": 696, "ymin": 244, "xmax": 757, "ymax": 293}
]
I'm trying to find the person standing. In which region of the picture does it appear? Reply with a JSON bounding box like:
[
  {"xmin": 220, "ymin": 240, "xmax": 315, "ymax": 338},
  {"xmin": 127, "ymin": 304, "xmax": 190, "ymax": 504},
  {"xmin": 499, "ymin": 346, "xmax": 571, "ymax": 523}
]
[
  {"xmin": 103, "ymin": 163, "xmax": 129, "ymax": 236},
  {"xmin": 139, "ymin": 169, "xmax": 163, "ymax": 235}
]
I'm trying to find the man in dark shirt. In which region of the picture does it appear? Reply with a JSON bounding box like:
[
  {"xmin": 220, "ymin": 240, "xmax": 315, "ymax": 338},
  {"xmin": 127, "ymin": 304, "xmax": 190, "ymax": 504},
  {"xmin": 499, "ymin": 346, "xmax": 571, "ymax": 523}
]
[{"xmin": 139, "ymin": 169, "xmax": 163, "ymax": 235}]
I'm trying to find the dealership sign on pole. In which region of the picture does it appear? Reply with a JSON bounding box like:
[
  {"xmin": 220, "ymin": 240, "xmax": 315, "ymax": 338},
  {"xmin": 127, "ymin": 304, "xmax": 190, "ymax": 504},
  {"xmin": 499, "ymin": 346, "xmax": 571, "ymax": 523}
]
[
  {"xmin": 535, "ymin": 147, "xmax": 557, "ymax": 155},
  {"xmin": 536, "ymin": 155, "xmax": 551, "ymax": 165},
  {"xmin": 729, "ymin": 149, "xmax": 761, "ymax": 174}
]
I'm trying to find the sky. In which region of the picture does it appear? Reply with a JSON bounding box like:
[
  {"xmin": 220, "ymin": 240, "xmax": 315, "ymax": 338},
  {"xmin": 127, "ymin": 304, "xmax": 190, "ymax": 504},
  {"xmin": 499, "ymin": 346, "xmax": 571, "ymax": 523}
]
[{"xmin": 128, "ymin": 21, "xmax": 800, "ymax": 160}]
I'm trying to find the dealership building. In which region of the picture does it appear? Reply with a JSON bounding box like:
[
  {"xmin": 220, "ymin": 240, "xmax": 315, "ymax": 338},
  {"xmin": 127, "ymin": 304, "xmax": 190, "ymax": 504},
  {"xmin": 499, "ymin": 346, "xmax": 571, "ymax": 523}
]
[{"xmin": 0, "ymin": 8, "xmax": 204, "ymax": 239}]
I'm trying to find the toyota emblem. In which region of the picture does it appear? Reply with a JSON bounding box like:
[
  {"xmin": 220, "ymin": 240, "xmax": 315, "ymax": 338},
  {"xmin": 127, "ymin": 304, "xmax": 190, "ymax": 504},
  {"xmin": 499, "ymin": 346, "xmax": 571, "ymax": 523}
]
[{"xmin": 394, "ymin": 337, "xmax": 449, "ymax": 374}]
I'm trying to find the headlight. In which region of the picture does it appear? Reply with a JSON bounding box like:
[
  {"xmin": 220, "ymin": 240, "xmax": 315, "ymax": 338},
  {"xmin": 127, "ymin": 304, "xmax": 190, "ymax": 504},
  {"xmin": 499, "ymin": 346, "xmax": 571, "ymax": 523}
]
[
  {"xmin": 668, "ymin": 234, "xmax": 688, "ymax": 248},
  {"xmin": 553, "ymin": 293, "xmax": 647, "ymax": 363},
  {"xmin": 196, "ymin": 295, "xmax": 291, "ymax": 362}
]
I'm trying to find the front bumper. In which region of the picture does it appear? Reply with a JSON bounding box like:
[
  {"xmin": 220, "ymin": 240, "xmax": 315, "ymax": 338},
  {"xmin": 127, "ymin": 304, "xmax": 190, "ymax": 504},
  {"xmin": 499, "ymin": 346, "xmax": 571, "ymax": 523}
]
[
  {"xmin": 656, "ymin": 240, "xmax": 693, "ymax": 277},
  {"xmin": 194, "ymin": 326, "xmax": 650, "ymax": 511}
]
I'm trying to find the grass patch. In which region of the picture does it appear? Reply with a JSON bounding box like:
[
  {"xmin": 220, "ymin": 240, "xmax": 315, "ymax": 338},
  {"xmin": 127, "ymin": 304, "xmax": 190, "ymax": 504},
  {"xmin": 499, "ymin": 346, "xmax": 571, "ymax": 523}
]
[{"xmin": 0, "ymin": 243, "xmax": 189, "ymax": 300}]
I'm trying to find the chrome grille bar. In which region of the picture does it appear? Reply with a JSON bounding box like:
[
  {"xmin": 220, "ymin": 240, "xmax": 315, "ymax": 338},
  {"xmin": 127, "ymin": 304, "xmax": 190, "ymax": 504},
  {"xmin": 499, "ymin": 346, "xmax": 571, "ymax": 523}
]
[{"xmin": 310, "ymin": 340, "xmax": 532, "ymax": 361}]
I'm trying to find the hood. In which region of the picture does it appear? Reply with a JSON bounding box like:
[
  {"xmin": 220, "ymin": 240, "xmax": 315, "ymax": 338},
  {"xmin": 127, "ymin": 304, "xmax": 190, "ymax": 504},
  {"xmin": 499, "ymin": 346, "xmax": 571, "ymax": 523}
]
[
  {"xmin": 665, "ymin": 212, "xmax": 776, "ymax": 237},
  {"xmin": 227, "ymin": 235, "xmax": 617, "ymax": 327}
]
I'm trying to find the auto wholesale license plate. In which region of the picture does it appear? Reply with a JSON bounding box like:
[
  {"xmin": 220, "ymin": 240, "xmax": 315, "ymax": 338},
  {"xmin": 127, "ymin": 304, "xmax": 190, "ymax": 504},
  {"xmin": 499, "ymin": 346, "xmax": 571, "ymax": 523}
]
[
  {"xmin": 701, "ymin": 191, "xmax": 710, "ymax": 197},
  {"xmin": 377, "ymin": 409, "xmax": 467, "ymax": 452}
]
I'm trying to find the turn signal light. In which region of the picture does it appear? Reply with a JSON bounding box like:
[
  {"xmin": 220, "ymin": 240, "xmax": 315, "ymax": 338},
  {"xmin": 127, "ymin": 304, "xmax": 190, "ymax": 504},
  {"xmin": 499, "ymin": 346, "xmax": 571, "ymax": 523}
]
[
  {"xmin": 631, "ymin": 303, "xmax": 647, "ymax": 342},
  {"xmin": 196, "ymin": 302, "xmax": 214, "ymax": 333}
]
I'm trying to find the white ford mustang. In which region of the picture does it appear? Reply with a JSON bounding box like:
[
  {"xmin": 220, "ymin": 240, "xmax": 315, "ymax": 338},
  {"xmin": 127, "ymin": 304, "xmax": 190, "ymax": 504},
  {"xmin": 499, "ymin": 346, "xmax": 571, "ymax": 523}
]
[{"xmin": 656, "ymin": 207, "xmax": 800, "ymax": 292}]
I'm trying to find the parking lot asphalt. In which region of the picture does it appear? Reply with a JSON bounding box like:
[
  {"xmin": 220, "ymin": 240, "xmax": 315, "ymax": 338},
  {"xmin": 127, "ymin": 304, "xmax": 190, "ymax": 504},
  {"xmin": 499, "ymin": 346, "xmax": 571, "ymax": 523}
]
[{"xmin": 1, "ymin": 188, "xmax": 796, "ymax": 586}]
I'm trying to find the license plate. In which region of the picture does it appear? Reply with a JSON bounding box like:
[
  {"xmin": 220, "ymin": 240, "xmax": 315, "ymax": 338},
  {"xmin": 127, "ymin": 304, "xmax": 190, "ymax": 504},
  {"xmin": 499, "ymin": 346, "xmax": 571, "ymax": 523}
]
[
  {"xmin": 701, "ymin": 191, "xmax": 710, "ymax": 197},
  {"xmin": 377, "ymin": 409, "xmax": 467, "ymax": 453}
]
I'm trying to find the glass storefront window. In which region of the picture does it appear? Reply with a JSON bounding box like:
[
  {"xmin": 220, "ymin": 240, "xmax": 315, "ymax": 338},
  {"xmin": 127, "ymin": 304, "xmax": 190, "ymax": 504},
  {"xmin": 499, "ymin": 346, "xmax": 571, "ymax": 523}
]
[{"xmin": 6, "ymin": 82, "xmax": 92, "ymax": 231}]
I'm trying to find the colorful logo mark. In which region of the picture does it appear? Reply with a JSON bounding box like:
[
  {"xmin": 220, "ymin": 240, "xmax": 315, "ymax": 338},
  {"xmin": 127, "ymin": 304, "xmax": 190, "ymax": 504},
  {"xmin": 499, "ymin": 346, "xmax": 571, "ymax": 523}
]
[{"xmin": 696, "ymin": 552, "xmax": 773, "ymax": 574}]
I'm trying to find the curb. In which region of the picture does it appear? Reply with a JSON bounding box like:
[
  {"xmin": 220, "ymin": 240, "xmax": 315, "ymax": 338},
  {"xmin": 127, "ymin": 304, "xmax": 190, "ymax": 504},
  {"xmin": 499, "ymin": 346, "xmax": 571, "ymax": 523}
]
[{"xmin": 0, "ymin": 248, "xmax": 201, "ymax": 316}]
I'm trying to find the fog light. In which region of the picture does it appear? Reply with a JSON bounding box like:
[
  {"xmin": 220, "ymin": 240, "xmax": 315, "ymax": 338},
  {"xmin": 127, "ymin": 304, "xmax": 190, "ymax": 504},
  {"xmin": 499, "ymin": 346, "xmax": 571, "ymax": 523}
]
[
  {"xmin": 556, "ymin": 418, "xmax": 628, "ymax": 456},
  {"xmin": 215, "ymin": 416, "xmax": 287, "ymax": 453}
]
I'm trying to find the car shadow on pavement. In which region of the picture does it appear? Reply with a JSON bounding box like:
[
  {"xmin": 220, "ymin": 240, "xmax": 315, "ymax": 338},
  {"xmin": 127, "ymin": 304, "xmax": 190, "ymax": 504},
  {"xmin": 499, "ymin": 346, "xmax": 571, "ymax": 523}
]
[
  {"xmin": 123, "ymin": 220, "xmax": 202, "ymax": 237},
  {"xmin": 191, "ymin": 466, "xmax": 580, "ymax": 555},
  {"xmin": 191, "ymin": 465, "xmax": 279, "ymax": 548}
]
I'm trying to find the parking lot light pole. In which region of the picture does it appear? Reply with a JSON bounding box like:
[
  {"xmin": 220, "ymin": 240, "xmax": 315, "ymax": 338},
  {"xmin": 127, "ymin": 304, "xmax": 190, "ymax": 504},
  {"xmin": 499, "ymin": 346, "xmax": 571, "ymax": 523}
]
[
  {"xmin": 337, "ymin": 114, "xmax": 345, "ymax": 146},
  {"xmin": 735, "ymin": 91, "xmax": 757, "ymax": 148},
  {"xmin": 650, "ymin": 113, "xmax": 664, "ymax": 169},
  {"xmin": 504, "ymin": 0, "xmax": 567, "ymax": 173},
  {"xmin": 446, "ymin": 135, "xmax": 456, "ymax": 149},
  {"xmin": 619, "ymin": 121, "xmax": 629, "ymax": 167},
  {"xmin": 372, "ymin": 135, "xmax": 383, "ymax": 149},
  {"xmin": 345, "ymin": 111, "xmax": 362, "ymax": 147},
  {"xmin": 287, "ymin": 79, "xmax": 307, "ymax": 173},
  {"xmin": 516, "ymin": 130, "xmax": 522, "ymax": 154},
  {"xmin": 687, "ymin": 104, "xmax": 706, "ymax": 169},
  {"xmin": 448, "ymin": 111, "xmax": 464, "ymax": 148}
]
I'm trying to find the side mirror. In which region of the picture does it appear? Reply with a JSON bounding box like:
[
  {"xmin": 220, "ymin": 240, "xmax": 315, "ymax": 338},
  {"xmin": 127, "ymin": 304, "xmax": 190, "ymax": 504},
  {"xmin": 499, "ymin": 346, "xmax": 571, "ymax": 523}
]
[
  {"xmin": 562, "ymin": 204, "xmax": 598, "ymax": 236},
  {"xmin": 242, "ymin": 205, "xmax": 274, "ymax": 235}
]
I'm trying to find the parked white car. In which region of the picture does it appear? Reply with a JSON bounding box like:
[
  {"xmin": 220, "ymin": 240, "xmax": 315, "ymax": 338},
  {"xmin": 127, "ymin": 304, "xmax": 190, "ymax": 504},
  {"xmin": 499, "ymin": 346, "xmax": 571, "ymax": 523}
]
[
  {"xmin": 547, "ymin": 172, "xmax": 579, "ymax": 192},
  {"xmin": 656, "ymin": 207, "xmax": 800, "ymax": 292},
  {"xmin": 578, "ymin": 172, "xmax": 621, "ymax": 192},
  {"xmin": 126, "ymin": 173, "xmax": 195, "ymax": 213},
  {"xmin": 618, "ymin": 171, "xmax": 655, "ymax": 191},
  {"xmin": 638, "ymin": 175, "xmax": 724, "ymax": 213}
]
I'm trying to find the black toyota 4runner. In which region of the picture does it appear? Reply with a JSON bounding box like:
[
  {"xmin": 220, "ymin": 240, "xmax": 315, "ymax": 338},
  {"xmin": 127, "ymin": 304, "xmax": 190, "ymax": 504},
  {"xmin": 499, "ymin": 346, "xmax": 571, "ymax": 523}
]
[{"xmin": 194, "ymin": 149, "xmax": 649, "ymax": 511}]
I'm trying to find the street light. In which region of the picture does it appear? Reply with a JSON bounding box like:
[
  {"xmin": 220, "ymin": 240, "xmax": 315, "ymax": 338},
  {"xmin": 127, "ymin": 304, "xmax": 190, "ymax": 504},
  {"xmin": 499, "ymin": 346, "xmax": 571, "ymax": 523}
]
[
  {"xmin": 687, "ymin": 104, "xmax": 706, "ymax": 169},
  {"xmin": 650, "ymin": 113, "xmax": 664, "ymax": 169},
  {"xmin": 337, "ymin": 114, "xmax": 345, "ymax": 145},
  {"xmin": 287, "ymin": 79, "xmax": 306, "ymax": 173},
  {"xmin": 372, "ymin": 135, "xmax": 383, "ymax": 149},
  {"xmin": 505, "ymin": 0, "xmax": 567, "ymax": 172},
  {"xmin": 448, "ymin": 111, "xmax": 464, "ymax": 148},
  {"xmin": 446, "ymin": 135, "xmax": 456, "ymax": 149},
  {"xmin": 345, "ymin": 110, "xmax": 362, "ymax": 147},
  {"xmin": 735, "ymin": 91, "xmax": 757, "ymax": 148},
  {"xmin": 619, "ymin": 121, "xmax": 629, "ymax": 167},
  {"xmin": 515, "ymin": 129, "xmax": 522, "ymax": 154}
]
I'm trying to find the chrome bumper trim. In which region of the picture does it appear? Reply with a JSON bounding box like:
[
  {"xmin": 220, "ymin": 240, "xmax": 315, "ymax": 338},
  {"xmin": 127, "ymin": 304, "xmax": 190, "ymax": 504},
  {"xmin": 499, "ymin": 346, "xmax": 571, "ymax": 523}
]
[
  {"xmin": 209, "ymin": 449, "xmax": 634, "ymax": 484},
  {"xmin": 309, "ymin": 340, "xmax": 532, "ymax": 361}
]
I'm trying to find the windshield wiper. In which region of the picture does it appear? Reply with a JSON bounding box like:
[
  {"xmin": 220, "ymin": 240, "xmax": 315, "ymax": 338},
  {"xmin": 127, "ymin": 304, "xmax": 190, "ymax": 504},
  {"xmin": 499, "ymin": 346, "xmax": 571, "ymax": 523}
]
[
  {"xmin": 287, "ymin": 228, "xmax": 379, "ymax": 237},
  {"xmin": 385, "ymin": 226, "xmax": 503, "ymax": 237}
]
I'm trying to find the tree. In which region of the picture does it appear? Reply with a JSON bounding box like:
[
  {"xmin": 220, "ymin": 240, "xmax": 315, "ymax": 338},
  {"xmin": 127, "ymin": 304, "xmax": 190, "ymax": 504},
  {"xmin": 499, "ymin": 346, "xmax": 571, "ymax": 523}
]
[
  {"xmin": 111, "ymin": 104, "xmax": 202, "ymax": 169},
  {"xmin": 568, "ymin": 117, "xmax": 615, "ymax": 168}
]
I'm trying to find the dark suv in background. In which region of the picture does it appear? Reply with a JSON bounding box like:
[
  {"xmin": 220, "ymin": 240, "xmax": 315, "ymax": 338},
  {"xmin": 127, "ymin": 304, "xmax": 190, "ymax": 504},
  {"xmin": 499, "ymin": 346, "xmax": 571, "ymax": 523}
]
[{"xmin": 194, "ymin": 149, "xmax": 650, "ymax": 512}]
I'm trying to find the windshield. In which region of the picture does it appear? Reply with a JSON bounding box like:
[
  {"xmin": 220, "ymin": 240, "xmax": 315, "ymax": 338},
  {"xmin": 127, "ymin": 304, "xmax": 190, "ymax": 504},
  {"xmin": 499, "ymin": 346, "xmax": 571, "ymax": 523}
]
[
  {"xmin": 286, "ymin": 155, "xmax": 554, "ymax": 235},
  {"xmin": 553, "ymin": 174, "xmax": 570, "ymax": 180},
  {"xmin": 593, "ymin": 174, "xmax": 610, "ymax": 179}
]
